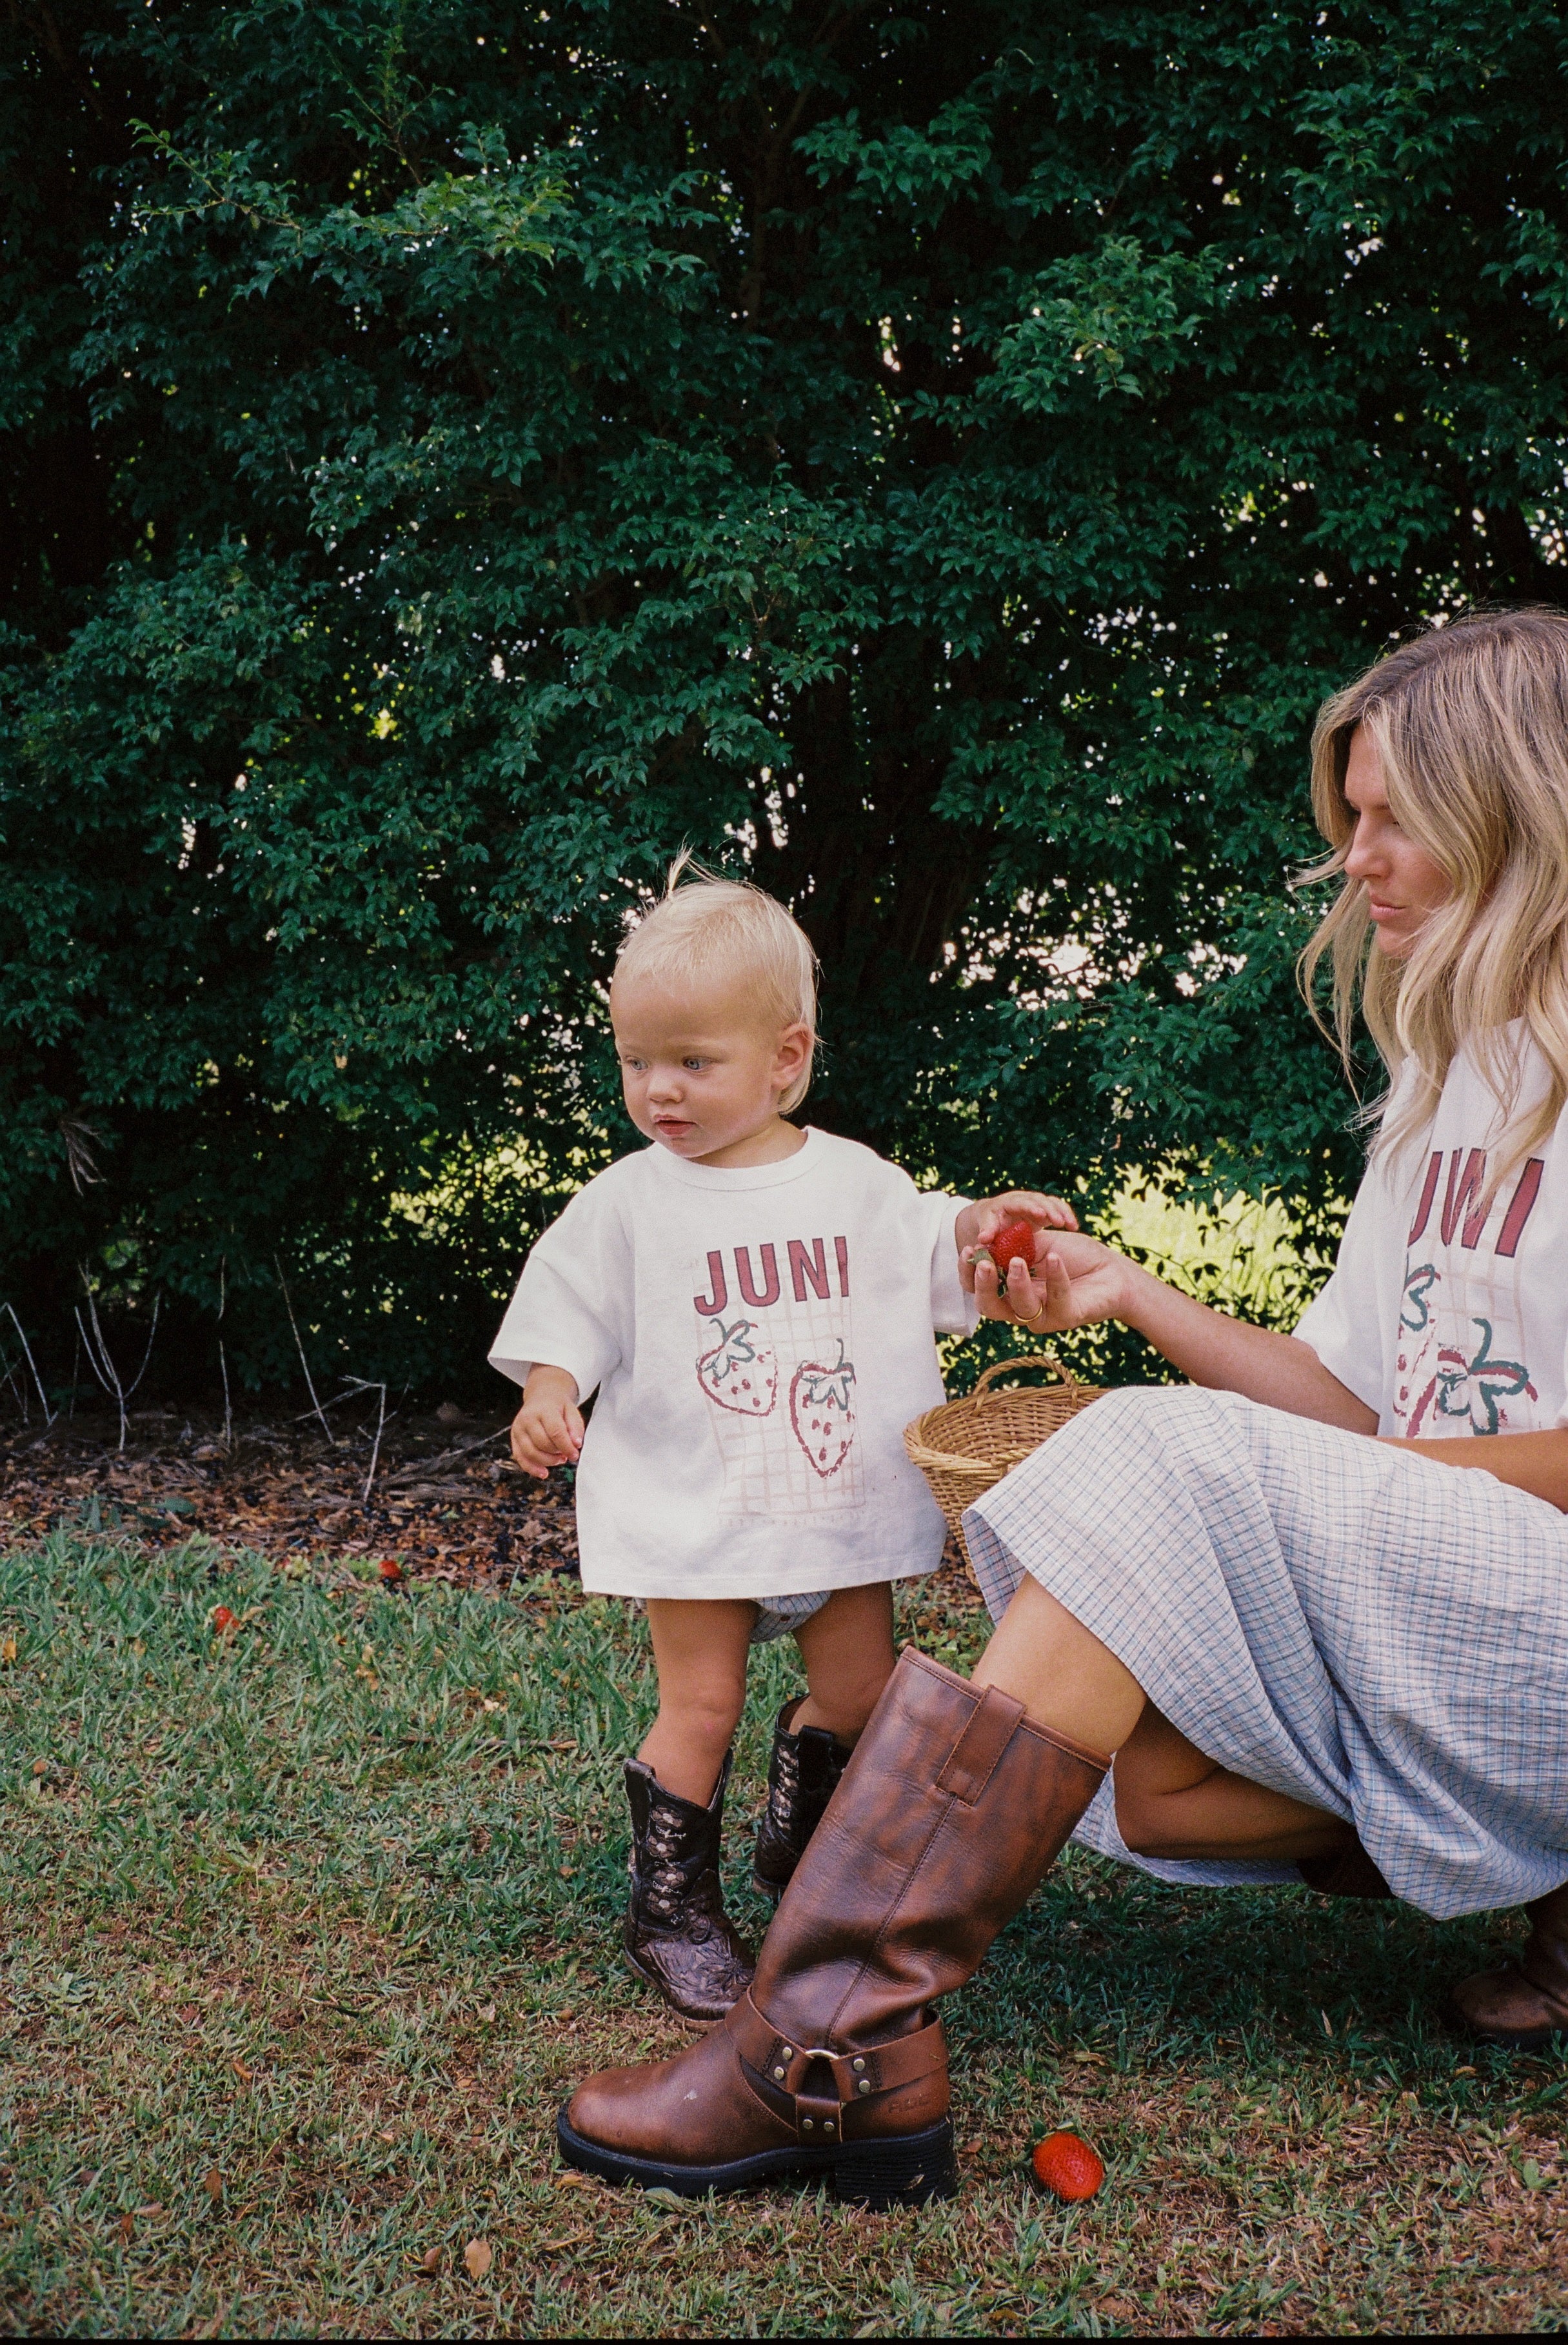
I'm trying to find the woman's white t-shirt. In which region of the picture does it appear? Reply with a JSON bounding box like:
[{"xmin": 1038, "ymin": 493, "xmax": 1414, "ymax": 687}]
[
  {"xmin": 1295, "ymin": 1034, "xmax": 1568, "ymax": 1437},
  {"xmin": 488, "ymin": 1129, "xmax": 975, "ymax": 1598}
]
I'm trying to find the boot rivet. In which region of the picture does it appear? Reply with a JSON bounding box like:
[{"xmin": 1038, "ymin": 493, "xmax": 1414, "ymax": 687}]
[
  {"xmin": 802, "ymin": 2118, "xmax": 814, "ymax": 2132},
  {"xmin": 773, "ymin": 2066, "xmax": 786, "ymax": 2081},
  {"xmin": 780, "ymin": 2046, "xmax": 793, "ymax": 2059},
  {"xmin": 857, "ymin": 2078, "xmax": 871, "ymax": 2095},
  {"xmin": 824, "ymin": 2120, "xmax": 835, "ymax": 2135},
  {"xmin": 851, "ymin": 2057, "xmax": 866, "ymax": 2073}
]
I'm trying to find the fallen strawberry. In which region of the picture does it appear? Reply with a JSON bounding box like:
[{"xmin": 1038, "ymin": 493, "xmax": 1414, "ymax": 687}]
[
  {"xmin": 1031, "ymin": 2129, "xmax": 1105, "ymax": 2202},
  {"xmin": 378, "ymin": 1557, "xmax": 403, "ymax": 1584},
  {"xmin": 210, "ymin": 1605, "xmax": 238, "ymax": 1637}
]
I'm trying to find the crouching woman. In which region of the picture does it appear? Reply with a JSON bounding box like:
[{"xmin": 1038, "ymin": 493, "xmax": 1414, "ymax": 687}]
[{"xmin": 557, "ymin": 608, "xmax": 1568, "ymax": 2208}]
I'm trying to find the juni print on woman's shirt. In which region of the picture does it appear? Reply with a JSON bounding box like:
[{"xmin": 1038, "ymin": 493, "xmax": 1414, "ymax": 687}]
[{"xmin": 1399, "ymin": 1146, "xmax": 1545, "ymax": 1435}]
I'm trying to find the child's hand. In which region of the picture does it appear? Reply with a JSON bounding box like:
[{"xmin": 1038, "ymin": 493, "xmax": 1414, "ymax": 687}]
[
  {"xmin": 955, "ymin": 1190, "xmax": 1078, "ymax": 1288},
  {"xmin": 511, "ymin": 1365, "xmax": 584, "ymax": 1479}
]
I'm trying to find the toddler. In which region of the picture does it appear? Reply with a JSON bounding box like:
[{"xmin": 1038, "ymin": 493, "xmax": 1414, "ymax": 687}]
[{"xmin": 489, "ymin": 863, "xmax": 1074, "ymax": 2023}]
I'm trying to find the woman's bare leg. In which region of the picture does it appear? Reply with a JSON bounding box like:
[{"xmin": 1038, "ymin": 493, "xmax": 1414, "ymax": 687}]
[
  {"xmin": 971, "ymin": 1573, "xmax": 1144, "ymax": 1752},
  {"xmin": 1113, "ymin": 1703, "xmax": 1348, "ymax": 1862},
  {"xmin": 970, "ymin": 1574, "xmax": 1348, "ymax": 1862},
  {"xmin": 792, "ymin": 1582, "xmax": 897, "ymax": 1745}
]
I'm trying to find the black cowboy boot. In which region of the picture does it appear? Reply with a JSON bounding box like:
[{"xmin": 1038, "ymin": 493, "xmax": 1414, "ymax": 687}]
[
  {"xmin": 752, "ymin": 1699, "xmax": 851, "ymax": 1902},
  {"xmin": 622, "ymin": 1752, "xmax": 755, "ymax": 2025}
]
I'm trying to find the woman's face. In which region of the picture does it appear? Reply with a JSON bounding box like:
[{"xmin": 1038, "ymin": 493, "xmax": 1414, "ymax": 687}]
[{"xmin": 1342, "ymin": 726, "xmax": 1452, "ymax": 959}]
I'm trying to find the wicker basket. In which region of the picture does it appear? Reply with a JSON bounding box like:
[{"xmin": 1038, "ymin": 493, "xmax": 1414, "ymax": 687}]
[{"xmin": 904, "ymin": 1353, "xmax": 1107, "ymax": 1575}]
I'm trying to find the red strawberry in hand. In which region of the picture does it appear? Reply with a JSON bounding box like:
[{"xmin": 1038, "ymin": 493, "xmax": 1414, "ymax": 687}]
[
  {"xmin": 788, "ymin": 1342, "xmax": 857, "ymax": 1478},
  {"xmin": 987, "ymin": 1215, "xmax": 1042, "ymax": 1279},
  {"xmin": 697, "ymin": 1319, "xmax": 777, "ymax": 1415}
]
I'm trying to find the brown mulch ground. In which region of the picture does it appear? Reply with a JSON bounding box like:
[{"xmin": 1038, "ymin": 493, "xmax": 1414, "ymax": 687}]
[{"xmin": 0, "ymin": 1397, "xmax": 581, "ymax": 1586}]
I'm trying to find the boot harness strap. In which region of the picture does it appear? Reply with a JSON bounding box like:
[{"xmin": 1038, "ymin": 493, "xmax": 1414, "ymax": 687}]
[{"xmin": 728, "ymin": 1990, "xmax": 947, "ymax": 2135}]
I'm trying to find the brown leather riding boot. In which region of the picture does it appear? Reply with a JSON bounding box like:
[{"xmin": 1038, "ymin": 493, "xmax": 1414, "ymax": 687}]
[
  {"xmin": 561, "ymin": 1648, "xmax": 1107, "ymax": 2205},
  {"xmin": 622, "ymin": 1751, "xmax": 754, "ymax": 2026},
  {"xmin": 751, "ymin": 1699, "xmax": 850, "ymax": 1902},
  {"xmin": 1448, "ymin": 1879, "xmax": 1568, "ymax": 2050}
]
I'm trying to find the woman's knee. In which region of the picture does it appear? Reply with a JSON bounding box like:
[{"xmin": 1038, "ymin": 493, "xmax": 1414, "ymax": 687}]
[{"xmin": 1113, "ymin": 1782, "xmax": 1183, "ymax": 1857}]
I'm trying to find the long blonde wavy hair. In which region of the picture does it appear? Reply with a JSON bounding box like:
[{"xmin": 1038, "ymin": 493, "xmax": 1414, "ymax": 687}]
[{"xmin": 1298, "ymin": 606, "xmax": 1568, "ymax": 1183}]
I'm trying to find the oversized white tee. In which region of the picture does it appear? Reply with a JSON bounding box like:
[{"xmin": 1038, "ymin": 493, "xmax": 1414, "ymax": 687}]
[
  {"xmin": 1295, "ymin": 1032, "xmax": 1568, "ymax": 1437},
  {"xmin": 488, "ymin": 1128, "xmax": 976, "ymax": 1598}
]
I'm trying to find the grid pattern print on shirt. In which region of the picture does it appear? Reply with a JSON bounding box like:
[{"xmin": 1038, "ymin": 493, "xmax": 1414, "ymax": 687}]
[{"xmin": 693, "ymin": 1235, "xmax": 864, "ymax": 1517}]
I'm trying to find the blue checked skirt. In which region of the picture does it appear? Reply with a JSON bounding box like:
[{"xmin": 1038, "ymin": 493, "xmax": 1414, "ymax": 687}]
[{"xmin": 963, "ymin": 1386, "xmax": 1568, "ymax": 1919}]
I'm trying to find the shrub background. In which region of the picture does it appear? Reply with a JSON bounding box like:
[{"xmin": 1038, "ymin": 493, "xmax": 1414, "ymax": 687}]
[{"xmin": 4, "ymin": 0, "xmax": 1567, "ymax": 1397}]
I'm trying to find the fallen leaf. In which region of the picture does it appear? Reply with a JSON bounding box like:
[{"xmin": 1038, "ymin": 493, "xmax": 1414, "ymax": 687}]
[
  {"xmin": 463, "ymin": 2237, "xmax": 493, "ymax": 2280},
  {"xmin": 1, "ymin": 1636, "xmax": 15, "ymax": 1663},
  {"xmin": 135, "ymin": 2203, "xmax": 165, "ymax": 2219},
  {"xmin": 30, "ymin": 1757, "xmax": 46, "ymax": 1777},
  {"xmin": 118, "ymin": 2211, "xmax": 135, "ymax": 2241},
  {"xmin": 204, "ymin": 2166, "xmax": 223, "ymax": 2201},
  {"xmin": 378, "ymin": 2129, "xmax": 396, "ymax": 2143},
  {"xmin": 479, "ymin": 2003, "xmax": 497, "ymax": 2024},
  {"xmin": 421, "ymin": 2246, "xmax": 441, "ymax": 2274},
  {"xmin": 232, "ymin": 2058, "xmax": 253, "ymax": 2083}
]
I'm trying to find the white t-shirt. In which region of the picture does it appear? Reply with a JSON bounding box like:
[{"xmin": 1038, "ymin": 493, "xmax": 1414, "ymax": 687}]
[
  {"xmin": 1295, "ymin": 1033, "xmax": 1568, "ymax": 1438},
  {"xmin": 488, "ymin": 1129, "xmax": 976, "ymax": 1598}
]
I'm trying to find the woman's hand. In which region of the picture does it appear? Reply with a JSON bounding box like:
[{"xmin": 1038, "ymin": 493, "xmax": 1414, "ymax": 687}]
[
  {"xmin": 962, "ymin": 1228, "xmax": 1134, "ymax": 1331},
  {"xmin": 953, "ymin": 1191, "xmax": 1080, "ymax": 1310}
]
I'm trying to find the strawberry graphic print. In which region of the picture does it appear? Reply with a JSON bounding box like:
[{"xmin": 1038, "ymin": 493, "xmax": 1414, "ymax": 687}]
[
  {"xmin": 789, "ymin": 1342, "xmax": 857, "ymax": 1477},
  {"xmin": 693, "ymin": 1237, "xmax": 864, "ymax": 1515},
  {"xmin": 695, "ymin": 1318, "xmax": 777, "ymax": 1415},
  {"xmin": 1296, "ymin": 1042, "xmax": 1568, "ymax": 1446}
]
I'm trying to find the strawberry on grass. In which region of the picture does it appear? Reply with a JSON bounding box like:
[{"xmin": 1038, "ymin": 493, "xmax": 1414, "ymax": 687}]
[{"xmin": 1031, "ymin": 2129, "xmax": 1106, "ymax": 2202}]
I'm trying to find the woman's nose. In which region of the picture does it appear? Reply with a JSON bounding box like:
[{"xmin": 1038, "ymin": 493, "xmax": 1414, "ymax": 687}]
[{"xmin": 1344, "ymin": 816, "xmax": 1381, "ymax": 880}]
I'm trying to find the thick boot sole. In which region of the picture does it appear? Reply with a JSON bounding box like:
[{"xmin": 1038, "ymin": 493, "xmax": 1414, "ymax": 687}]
[
  {"xmin": 751, "ymin": 1870, "xmax": 787, "ymax": 1906},
  {"xmin": 557, "ymin": 2106, "xmax": 958, "ymax": 2210}
]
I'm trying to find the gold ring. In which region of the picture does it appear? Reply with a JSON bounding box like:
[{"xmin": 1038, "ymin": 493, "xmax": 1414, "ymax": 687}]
[{"xmin": 1016, "ymin": 1302, "xmax": 1046, "ymax": 1328}]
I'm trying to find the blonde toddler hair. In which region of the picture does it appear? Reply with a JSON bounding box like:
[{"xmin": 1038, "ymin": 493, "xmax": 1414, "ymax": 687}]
[
  {"xmin": 1299, "ymin": 606, "xmax": 1568, "ymax": 1183},
  {"xmin": 613, "ymin": 855, "xmax": 819, "ymax": 1114}
]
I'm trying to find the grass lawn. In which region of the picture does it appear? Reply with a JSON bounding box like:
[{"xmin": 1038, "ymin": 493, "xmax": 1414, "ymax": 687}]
[{"xmin": 1, "ymin": 1531, "xmax": 1564, "ymax": 2338}]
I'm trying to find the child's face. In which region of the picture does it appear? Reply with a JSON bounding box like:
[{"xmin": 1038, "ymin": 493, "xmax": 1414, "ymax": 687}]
[{"xmin": 611, "ymin": 972, "xmax": 809, "ymax": 1161}]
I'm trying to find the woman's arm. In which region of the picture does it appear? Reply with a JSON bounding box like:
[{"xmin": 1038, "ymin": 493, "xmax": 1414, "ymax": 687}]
[
  {"xmin": 1383, "ymin": 1429, "xmax": 1568, "ymax": 1512},
  {"xmin": 969, "ymin": 1230, "xmax": 1378, "ymax": 1432}
]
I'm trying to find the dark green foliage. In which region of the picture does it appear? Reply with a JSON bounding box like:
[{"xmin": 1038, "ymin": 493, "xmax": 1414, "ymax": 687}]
[{"xmin": 4, "ymin": 0, "xmax": 1567, "ymax": 1395}]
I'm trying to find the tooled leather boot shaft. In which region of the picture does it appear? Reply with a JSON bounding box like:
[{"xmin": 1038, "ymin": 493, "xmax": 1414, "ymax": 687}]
[
  {"xmin": 751, "ymin": 1648, "xmax": 1107, "ymax": 2053},
  {"xmin": 753, "ymin": 1700, "xmax": 849, "ymax": 1896},
  {"xmin": 623, "ymin": 1753, "xmax": 753, "ymax": 2024}
]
